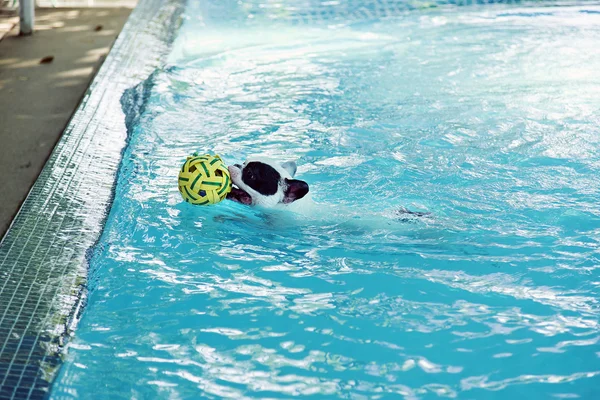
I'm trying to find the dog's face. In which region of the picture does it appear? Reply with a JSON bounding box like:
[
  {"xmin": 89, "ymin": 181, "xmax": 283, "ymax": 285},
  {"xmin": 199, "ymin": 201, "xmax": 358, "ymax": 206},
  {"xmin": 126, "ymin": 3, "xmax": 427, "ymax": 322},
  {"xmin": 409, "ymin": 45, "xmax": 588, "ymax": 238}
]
[{"xmin": 227, "ymin": 157, "xmax": 309, "ymax": 207}]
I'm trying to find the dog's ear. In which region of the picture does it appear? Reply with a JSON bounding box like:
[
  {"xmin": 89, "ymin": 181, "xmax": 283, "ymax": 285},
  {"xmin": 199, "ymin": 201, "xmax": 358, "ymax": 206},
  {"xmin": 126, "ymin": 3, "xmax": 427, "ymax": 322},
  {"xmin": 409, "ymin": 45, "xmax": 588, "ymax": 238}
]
[
  {"xmin": 281, "ymin": 161, "xmax": 297, "ymax": 177},
  {"xmin": 283, "ymin": 179, "xmax": 309, "ymax": 203}
]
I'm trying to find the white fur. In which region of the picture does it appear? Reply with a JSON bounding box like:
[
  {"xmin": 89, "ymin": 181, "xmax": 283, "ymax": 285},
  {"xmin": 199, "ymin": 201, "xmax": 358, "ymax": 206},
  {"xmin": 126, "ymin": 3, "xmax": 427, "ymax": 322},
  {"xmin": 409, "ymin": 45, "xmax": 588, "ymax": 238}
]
[
  {"xmin": 229, "ymin": 158, "xmax": 344, "ymax": 219},
  {"xmin": 228, "ymin": 156, "xmax": 301, "ymax": 208},
  {"xmin": 229, "ymin": 157, "xmax": 431, "ymax": 228}
]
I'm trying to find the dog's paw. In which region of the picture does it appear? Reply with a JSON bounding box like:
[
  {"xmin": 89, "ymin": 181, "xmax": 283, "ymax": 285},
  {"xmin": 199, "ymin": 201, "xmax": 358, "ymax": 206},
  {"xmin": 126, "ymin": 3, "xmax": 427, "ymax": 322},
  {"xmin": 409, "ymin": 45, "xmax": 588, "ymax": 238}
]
[{"xmin": 393, "ymin": 208, "xmax": 431, "ymax": 222}]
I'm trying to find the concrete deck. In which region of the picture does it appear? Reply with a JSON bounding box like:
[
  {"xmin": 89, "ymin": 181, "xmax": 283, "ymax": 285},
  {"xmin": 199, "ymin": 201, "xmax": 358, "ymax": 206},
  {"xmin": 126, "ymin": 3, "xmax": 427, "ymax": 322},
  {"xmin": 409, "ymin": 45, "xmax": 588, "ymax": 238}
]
[{"xmin": 0, "ymin": 6, "xmax": 133, "ymax": 239}]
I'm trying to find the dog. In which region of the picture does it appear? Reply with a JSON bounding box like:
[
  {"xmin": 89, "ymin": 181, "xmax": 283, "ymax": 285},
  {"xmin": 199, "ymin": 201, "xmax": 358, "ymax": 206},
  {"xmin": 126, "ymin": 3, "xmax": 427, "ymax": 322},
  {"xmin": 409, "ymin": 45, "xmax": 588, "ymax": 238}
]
[
  {"xmin": 226, "ymin": 157, "xmax": 430, "ymax": 222},
  {"xmin": 227, "ymin": 157, "xmax": 311, "ymax": 212}
]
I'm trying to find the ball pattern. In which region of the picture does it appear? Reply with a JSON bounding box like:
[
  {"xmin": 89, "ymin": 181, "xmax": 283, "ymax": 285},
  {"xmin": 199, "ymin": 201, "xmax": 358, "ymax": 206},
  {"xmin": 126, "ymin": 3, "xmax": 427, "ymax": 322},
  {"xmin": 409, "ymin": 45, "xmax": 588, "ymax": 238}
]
[{"xmin": 178, "ymin": 154, "xmax": 231, "ymax": 205}]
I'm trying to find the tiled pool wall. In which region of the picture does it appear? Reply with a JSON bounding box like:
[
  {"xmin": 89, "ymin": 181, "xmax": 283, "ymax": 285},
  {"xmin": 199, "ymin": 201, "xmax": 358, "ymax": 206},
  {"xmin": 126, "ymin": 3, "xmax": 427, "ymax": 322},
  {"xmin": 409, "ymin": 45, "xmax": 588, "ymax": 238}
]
[
  {"xmin": 0, "ymin": 0, "xmax": 183, "ymax": 398},
  {"xmin": 0, "ymin": 0, "xmax": 589, "ymax": 398}
]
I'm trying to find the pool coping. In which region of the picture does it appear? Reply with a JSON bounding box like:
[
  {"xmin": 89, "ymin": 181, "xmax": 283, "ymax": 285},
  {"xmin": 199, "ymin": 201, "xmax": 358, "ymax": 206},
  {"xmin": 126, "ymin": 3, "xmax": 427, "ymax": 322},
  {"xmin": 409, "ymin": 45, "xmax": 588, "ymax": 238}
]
[
  {"xmin": 4, "ymin": 0, "xmax": 600, "ymax": 398},
  {"xmin": 0, "ymin": 0, "xmax": 184, "ymax": 398}
]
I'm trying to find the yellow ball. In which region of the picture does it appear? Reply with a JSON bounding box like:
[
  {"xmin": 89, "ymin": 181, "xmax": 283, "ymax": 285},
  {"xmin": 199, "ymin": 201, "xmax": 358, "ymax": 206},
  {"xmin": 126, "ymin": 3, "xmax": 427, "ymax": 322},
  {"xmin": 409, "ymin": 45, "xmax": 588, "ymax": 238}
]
[{"xmin": 178, "ymin": 154, "xmax": 232, "ymax": 205}]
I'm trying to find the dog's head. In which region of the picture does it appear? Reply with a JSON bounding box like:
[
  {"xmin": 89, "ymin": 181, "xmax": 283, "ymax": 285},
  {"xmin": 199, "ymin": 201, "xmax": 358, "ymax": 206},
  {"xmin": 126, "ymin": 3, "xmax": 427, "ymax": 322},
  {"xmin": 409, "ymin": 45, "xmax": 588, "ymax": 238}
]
[{"xmin": 227, "ymin": 157, "xmax": 309, "ymax": 207}]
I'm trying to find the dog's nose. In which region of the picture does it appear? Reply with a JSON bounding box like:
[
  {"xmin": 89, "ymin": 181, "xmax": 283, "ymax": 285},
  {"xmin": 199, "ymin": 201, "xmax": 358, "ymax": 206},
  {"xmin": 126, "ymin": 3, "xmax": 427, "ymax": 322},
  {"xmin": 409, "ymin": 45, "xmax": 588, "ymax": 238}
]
[{"xmin": 234, "ymin": 164, "xmax": 242, "ymax": 169}]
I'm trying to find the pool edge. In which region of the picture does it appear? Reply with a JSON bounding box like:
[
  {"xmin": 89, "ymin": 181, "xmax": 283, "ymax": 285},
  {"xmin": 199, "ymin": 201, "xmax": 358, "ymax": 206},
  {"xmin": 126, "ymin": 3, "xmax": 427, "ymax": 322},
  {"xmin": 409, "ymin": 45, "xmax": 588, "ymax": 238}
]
[{"xmin": 0, "ymin": 0, "xmax": 185, "ymax": 398}]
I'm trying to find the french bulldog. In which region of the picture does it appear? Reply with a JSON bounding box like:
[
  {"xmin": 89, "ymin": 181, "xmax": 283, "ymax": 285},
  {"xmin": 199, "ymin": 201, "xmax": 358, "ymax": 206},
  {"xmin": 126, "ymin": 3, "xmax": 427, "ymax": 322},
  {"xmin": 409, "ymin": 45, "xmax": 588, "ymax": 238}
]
[
  {"xmin": 227, "ymin": 157, "xmax": 311, "ymax": 211},
  {"xmin": 227, "ymin": 157, "xmax": 429, "ymax": 222}
]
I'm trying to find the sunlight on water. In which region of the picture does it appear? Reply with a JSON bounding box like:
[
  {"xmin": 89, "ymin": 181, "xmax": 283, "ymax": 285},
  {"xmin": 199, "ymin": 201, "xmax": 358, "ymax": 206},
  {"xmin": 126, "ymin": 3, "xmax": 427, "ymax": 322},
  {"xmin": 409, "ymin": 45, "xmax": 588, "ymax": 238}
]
[{"xmin": 52, "ymin": 1, "xmax": 600, "ymax": 399}]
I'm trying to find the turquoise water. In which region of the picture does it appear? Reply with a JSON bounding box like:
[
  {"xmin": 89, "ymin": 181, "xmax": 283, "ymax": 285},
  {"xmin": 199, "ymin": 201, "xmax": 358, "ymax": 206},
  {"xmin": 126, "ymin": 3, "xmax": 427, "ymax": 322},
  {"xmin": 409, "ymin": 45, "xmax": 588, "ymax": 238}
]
[{"xmin": 52, "ymin": 1, "xmax": 600, "ymax": 398}]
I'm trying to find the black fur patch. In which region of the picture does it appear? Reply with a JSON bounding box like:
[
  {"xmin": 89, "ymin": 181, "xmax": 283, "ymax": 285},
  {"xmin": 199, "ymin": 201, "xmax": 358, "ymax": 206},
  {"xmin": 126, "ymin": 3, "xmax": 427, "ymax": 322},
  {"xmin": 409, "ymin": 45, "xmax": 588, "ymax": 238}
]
[{"xmin": 242, "ymin": 162, "xmax": 281, "ymax": 196}]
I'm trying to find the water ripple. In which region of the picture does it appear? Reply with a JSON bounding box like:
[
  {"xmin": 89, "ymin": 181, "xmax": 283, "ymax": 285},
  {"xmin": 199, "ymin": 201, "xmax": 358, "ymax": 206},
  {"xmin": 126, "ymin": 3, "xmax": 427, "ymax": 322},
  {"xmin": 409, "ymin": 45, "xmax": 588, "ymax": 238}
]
[{"xmin": 52, "ymin": 2, "xmax": 600, "ymax": 399}]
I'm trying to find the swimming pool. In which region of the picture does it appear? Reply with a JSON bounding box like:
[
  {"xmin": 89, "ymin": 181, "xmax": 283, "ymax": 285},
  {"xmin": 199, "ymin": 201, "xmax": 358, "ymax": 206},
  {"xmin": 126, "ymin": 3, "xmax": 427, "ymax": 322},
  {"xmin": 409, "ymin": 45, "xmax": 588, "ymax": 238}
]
[{"xmin": 42, "ymin": 0, "xmax": 600, "ymax": 398}]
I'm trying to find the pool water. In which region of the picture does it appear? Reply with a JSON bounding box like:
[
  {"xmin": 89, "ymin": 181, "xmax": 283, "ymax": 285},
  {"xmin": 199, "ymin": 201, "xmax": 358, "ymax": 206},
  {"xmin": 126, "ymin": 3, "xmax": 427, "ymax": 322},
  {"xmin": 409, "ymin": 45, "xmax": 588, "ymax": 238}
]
[{"xmin": 52, "ymin": 1, "xmax": 600, "ymax": 398}]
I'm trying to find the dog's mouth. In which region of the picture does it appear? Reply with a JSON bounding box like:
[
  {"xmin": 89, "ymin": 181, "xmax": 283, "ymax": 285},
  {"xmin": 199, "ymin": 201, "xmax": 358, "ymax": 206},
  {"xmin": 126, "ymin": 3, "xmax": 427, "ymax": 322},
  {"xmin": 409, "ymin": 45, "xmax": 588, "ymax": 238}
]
[
  {"xmin": 226, "ymin": 164, "xmax": 253, "ymax": 205},
  {"xmin": 227, "ymin": 186, "xmax": 252, "ymax": 205}
]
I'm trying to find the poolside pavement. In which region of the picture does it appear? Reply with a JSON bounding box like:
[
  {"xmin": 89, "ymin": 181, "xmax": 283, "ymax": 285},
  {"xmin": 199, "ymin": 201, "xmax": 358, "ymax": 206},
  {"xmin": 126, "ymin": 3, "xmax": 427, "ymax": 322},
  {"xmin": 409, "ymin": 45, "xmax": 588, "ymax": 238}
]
[{"xmin": 0, "ymin": 5, "xmax": 134, "ymax": 239}]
